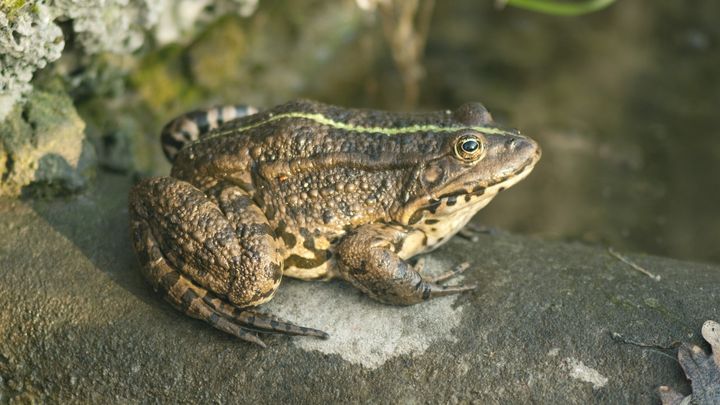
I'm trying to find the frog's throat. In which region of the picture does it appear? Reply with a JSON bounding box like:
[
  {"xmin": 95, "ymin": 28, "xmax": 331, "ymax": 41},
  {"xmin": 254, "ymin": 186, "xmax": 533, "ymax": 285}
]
[{"xmin": 198, "ymin": 112, "xmax": 518, "ymax": 144}]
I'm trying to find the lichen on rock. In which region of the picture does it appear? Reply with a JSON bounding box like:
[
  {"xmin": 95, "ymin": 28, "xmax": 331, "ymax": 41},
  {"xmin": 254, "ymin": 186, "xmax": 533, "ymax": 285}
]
[
  {"xmin": 0, "ymin": 3, "xmax": 64, "ymax": 120},
  {"xmin": 153, "ymin": 0, "xmax": 258, "ymax": 45},
  {"xmin": 52, "ymin": 0, "xmax": 163, "ymax": 54}
]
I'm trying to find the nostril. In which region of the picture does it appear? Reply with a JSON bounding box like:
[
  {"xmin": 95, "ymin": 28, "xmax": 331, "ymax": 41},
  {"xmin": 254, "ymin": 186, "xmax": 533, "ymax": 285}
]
[{"xmin": 505, "ymin": 139, "xmax": 517, "ymax": 149}]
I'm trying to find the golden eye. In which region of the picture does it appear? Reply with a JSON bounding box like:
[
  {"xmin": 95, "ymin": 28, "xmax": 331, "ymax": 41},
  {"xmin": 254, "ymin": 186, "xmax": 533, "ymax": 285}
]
[{"xmin": 454, "ymin": 134, "xmax": 485, "ymax": 161}]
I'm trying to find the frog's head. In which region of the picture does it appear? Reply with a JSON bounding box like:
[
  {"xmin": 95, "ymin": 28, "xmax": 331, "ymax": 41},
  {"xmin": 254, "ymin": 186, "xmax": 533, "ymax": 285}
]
[{"xmin": 400, "ymin": 103, "xmax": 541, "ymax": 232}]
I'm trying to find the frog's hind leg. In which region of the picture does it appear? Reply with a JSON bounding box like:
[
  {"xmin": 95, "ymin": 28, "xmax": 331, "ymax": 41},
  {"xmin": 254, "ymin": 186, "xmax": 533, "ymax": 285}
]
[
  {"xmin": 134, "ymin": 229, "xmax": 325, "ymax": 346},
  {"xmin": 161, "ymin": 104, "xmax": 258, "ymax": 161},
  {"xmin": 201, "ymin": 181, "xmax": 328, "ymax": 339},
  {"xmin": 130, "ymin": 214, "xmax": 268, "ymax": 346},
  {"xmin": 129, "ymin": 176, "xmax": 327, "ymax": 345}
]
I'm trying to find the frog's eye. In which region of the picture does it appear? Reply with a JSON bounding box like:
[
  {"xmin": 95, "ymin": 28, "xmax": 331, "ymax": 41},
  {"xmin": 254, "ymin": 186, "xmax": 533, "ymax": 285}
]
[{"xmin": 454, "ymin": 134, "xmax": 485, "ymax": 162}]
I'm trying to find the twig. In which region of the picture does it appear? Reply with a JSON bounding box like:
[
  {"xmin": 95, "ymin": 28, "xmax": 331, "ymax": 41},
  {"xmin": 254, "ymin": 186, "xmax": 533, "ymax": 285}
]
[
  {"xmin": 610, "ymin": 332, "xmax": 679, "ymax": 361},
  {"xmin": 608, "ymin": 247, "xmax": 661, "ymax": 281},
  {"xmin": 610, "ymin": 331, "xmax": 680, "ymax": 350},
  {"xmin": 378, "ymin": 0, "xmax": 434, "ymax": 108}
]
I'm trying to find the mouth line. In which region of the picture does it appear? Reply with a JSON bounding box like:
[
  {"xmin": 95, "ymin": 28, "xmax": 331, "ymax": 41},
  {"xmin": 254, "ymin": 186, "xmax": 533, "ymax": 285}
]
[
  {"xmin": 492, "ymin": 154, "xmax": 539, "ymax": 186},
  {"xmin": 405, "ymin": 152, "xmax": 540, "ymax": 225},
  {"xmin": 456, "ymin": 153, "xmax": 539, "ymax": 194},
  {"xmin": 428, "ymin": 155, "xmax": 538, "ymax": 203}
]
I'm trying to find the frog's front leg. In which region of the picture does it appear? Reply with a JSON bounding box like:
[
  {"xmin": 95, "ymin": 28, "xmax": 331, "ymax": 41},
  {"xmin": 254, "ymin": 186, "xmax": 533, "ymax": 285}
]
[
  {"xmin": 335, "ymin": 224, "xmax": 477, "ymax": 305},
  {"xmin": 129, "ymin": 177, "xmax": 327, "ymax": 346}
]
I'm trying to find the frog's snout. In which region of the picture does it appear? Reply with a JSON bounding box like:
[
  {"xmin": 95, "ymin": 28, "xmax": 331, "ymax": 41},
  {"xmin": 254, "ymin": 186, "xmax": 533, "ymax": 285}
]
[{"xmin": 506, "ymin": 136, "xmax": 541, "ymax": 164}]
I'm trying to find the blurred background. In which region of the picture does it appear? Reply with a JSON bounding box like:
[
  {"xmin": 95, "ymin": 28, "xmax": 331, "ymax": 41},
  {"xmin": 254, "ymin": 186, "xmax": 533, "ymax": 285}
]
[{"xmin": 2, "ymin": 0, "xmax": 719, "ymax": 264}]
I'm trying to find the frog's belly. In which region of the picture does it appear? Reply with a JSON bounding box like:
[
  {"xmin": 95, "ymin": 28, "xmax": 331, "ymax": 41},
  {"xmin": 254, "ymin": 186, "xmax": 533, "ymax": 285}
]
[
  {"xmin": 283, "ymin": 259, "xmax": 335, "ymax": 280},
  {"xmin": 280, "ymin": 232, "xmax": 337, "ymax": 280}
]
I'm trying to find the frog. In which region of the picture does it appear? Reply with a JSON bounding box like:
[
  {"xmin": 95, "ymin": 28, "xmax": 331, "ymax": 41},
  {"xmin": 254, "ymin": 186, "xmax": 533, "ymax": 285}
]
[{"xmin": 129, "ymin": 99, "xmax": 541, "ymax": 347}]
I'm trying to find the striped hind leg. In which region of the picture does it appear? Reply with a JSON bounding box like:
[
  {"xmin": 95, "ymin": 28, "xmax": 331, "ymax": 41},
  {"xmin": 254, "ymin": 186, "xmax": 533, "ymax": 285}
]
[
  {"xmin": 130, "ymin": 219, "xmax": 326, "ymax": 346},
  {"xmin": 130, "ymin": 222, "xmax": 267, "ymax": 346},
  {"xmin": 129, "ymin": 176, "xmax": 328, "ymax": 346},
  {"xmin": 161, "ymin": 105, "xmax": 258, "ymax": 161}
]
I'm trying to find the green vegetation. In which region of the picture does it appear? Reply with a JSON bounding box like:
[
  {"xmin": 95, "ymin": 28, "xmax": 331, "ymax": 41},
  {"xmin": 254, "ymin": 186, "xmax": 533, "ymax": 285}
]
[
  {"xmin": 1, "ymin": 0, "xmax": 29, "ymax": 19},
  {"xmin": 506, "ymin": 0, "xmax": 617, "ymax": 16}
]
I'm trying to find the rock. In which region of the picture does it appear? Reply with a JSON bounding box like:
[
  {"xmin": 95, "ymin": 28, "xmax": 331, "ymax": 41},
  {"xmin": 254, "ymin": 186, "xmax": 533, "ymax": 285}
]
[
  {"xmin": 53, "ymin": 0, "xmax": 161, "ymax": 55},
  {"xmin": 130, "ymin": 44, "xmax": 201, "ymax": 117},
  {"xmin": 0, "ymin": 0, "xmax": 161, "ymax": 121},
  {"xmin": 0, "ymin": 172, "xmax": 718, "ymax": 403},
  {"xmin": 0, "ymin": 80, "xmax": 96, "ymax": 196},
  {"xmin": 185, "ymin": 15, "xmax": 249, "ymax": 91},
  {"xmin": 0, "ymin": 0, "xmax": 261, "ymax": 121},
  {"xmin": 0, "ymin": 3, "xmax": 64, "ymax": 120},
  {"xmin": 154, "ymin": 0, "xmax": 259, "ymax": 45}
]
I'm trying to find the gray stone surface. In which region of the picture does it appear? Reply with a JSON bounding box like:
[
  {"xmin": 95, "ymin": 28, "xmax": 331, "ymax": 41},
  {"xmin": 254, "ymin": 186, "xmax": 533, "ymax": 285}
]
[{"xmin": 0, "ymin": 172, "xmax": 718, "ymax": 403}]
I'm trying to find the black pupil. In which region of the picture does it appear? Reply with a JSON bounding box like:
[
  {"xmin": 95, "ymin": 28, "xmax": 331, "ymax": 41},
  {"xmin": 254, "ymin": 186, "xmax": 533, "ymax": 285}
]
[{"xmin": 462, "ymin": 139, "xmax": 479, "ymax": 153}]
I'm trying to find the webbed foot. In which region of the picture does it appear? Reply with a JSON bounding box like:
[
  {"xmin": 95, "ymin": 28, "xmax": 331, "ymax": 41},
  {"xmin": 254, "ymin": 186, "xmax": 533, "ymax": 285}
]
[{"xmin": 204, "ymin": 296, "xmax": 329, "ymax": 340}]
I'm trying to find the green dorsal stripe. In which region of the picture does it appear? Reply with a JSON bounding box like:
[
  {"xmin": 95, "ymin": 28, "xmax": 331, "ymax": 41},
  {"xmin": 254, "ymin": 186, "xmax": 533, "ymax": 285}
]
[{"xmin": 199, "ymin": 112, "xmax": 516, "ymax": 143}]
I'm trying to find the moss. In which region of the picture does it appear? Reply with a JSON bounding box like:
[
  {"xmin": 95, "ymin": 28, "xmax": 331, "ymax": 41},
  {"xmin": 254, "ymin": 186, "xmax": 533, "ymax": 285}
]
[
  {"xmin": 185, "ymin": 15, "xmax": 249, "ymax": 91},
  {"xmin": 130, "ymin": 44, "xmax": 201, "ymax": 117},
  {"xmin": 0, "ymin": 1, "xmax": 43, "ymax": 23},
  {"xmin": 1, "ymin": 0, "xmax": 28, "ymax": 19},
  {"xmin": 127, "ymin": 44, "xmax": 203, "ymax": 172}
]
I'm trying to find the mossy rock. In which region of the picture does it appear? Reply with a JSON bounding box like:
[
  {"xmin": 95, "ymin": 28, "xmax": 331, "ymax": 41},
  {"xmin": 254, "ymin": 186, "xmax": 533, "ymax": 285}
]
[
  {"xmin": 0, "ymin": 79, "xmax": 96, "ymax": 197},
  {"xmin": 130, "ymin": 44, "xmax": 202, "ymax": 117},
  {"xmin": 186, "ymin": 15, "xmax": 249, "ymax": 91}
]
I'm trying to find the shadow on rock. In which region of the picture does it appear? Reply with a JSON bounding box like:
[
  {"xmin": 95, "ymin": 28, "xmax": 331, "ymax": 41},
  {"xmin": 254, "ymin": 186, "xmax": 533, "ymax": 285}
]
[{"xmin": 27, "ymin": 172, "xmax": 158, "ymax": 308}]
